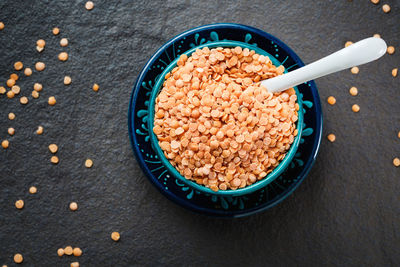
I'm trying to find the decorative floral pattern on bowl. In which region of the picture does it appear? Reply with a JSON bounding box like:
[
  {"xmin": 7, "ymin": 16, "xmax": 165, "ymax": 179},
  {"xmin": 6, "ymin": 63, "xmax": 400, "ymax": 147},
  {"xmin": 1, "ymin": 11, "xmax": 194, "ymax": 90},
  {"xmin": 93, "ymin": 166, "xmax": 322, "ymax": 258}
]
[{"xmin": 128, "ymin": 23, "xmax": 322, "ymax": 217}]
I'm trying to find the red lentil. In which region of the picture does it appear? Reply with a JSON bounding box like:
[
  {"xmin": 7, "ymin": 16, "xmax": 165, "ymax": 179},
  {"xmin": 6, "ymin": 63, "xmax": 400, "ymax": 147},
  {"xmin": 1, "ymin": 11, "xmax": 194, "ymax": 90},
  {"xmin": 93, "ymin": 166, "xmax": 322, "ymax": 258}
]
[
  {"xmin": 73, "ymin": 247, "xmax": 82, "ymax": 256},
  {"xmin": 111, "ymin": 232, "xmax": 120, "ymax": 241},
  {"xmin": 29, "ymin": 186, "xmax": 37, "ymax": 194},
  {"xmin": 392, "ymin": 68, "xmax": 398, "ymax": 77},
  {"xmin": 352, "ymin": 104, "xmax": 360, "ymax": 113},
  {"xmin": 64, "ymin": 246, "xmax": 73, "ymax": 255},
  {"xmin": 51, "ymin": 156, "xmax": 59, "ymax": 164},
  {"xmin": 13, "ymin": 254, "xmax": 23, "ymax": 264},
  {"xmin": 15, "ymin": 200, "xmax": 24, "ymax": 209},
  {"xmin": 69, "ymin": 202, "xmax": 78, "ymax": 211},
  {"xmin": 327, "ymin": 134, "xmax": 336, "ymax": 142},
  {"xmin": 53, "ymin": 27, "xmax": 60, "ymax": 35},
  {"xmin": 85, "ymin": 1, "xmax": 94, "ymax": 10},
  {"xmin": 35, "ymin": 62, "xmax": 45, "ymax": 71},
  {"xmin": 14, "ymin": 61, "xmax": 23, "ymax": 71},
  {"xmin": 57, "ymin": 248, "xmax": 64, "ymax": 257},
  {"xmin": 58, "ymin": 52, "xmax": 68, "ymax": 61},
  {"xmin": 2, "ymin": 140, "xmax": 9, "ymax": 149},
  {"xmin": 8, "ymin": 127, "xmax": 15, "ymax": 136},
  {"xmin": 24, "ymin": 67, "xmax": 32, "ymax": 76},
  {"xmin": 48, "ymin": 96, "xmax": 56, "ymax": 106},
  {"xmin": 92, "ymin": 83, "xmax": 99, "ymax": 92},
  {"xmin": 34, "ymin": 83, "xmax": 43, "ymax": 91},
  {"xmin": 382, "ymin": 4, "xmax": 390, "ymax": 13},
  {"xmin": 60, "ymin": 38, "xmax": 68, "ymax": 47},
  {"xmin": 36, "ymin": 126, "xmax": 43, "ymax": 135},
  {"xmin": 327, "ymin": 96, "xmax": 336, "ymax": 105},
  {"xmin": 6, "ymin": 79, "xmax": 15, "ymax": 88}
]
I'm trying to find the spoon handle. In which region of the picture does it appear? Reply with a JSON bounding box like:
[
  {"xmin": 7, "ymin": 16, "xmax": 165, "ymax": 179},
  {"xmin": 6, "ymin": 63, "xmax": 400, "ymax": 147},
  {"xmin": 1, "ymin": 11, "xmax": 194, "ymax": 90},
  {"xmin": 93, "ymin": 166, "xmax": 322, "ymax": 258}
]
[{"xmin": 261, "ymin": 37, "xmax": 387, "ymax": 93}]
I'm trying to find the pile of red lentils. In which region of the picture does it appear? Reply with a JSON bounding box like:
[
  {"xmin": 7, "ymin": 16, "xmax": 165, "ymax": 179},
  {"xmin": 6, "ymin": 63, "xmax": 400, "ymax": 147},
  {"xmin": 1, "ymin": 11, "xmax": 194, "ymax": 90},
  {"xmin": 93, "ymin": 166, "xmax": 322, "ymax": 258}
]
[{"xmin": 154, "ymin": 46, "xmax": 299, "ymax": 191}]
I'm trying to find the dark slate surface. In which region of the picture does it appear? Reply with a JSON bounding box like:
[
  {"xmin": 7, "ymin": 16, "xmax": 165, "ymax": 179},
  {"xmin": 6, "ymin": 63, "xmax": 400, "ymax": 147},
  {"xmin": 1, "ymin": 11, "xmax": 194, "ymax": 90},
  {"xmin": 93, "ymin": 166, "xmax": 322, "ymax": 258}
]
[{"xmin": 0, "ymin": 0, "xmax": 399, "ymax": 266}]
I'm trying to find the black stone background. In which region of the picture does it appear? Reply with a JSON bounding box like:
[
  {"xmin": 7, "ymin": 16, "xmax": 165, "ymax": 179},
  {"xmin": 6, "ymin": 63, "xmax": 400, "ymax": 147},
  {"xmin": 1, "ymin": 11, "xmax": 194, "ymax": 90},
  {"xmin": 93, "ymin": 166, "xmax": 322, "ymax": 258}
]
[{"xmin": 0, "ymin": 0, "xmax": 399, "ymax": 266}]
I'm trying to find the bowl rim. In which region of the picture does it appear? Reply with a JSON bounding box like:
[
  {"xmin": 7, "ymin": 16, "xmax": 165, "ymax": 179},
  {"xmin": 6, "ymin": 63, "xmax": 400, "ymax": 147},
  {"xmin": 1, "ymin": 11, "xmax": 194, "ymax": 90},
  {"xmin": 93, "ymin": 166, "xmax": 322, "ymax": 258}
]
[{"xmin": 147, "ymin": 40, "xmax": 304, "ymax": 196}]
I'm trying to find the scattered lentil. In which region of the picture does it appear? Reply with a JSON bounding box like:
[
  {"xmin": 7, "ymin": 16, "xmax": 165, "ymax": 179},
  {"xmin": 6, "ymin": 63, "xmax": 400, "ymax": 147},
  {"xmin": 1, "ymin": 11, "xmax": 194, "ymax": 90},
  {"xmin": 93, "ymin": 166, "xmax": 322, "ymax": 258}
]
[
  {"xmin": 85, "ymin": 1, "xmax": 94, "ymax": 10},
  {"xmin": 0, "ymin": 22, "xmax": 4, "ymax": 30},
  {"xmin": 2, "ymin": 140, "xmax": 9, "ymax": 149},
  {"xmin": 382, "ymin": 4, "xmax": 390, "ymax": 13},
  {"xmin": 373, "ymin": 33, "xmax": 381, "ymax": 38},
  {"xmin": 60, "ymin": 38, "xmax": 68, "ymax": 47},
  {"xmin": 37, "ymin": 39, "xmax": 45, "ymax": 48},
  {"xmin": 14, "ymin": 61, "xmax": 23, "ymax": 71},
  {"xmin": 111, "ymin": 232, "xmax": 120, "ymax": 241},
  {"xmin": 351, "ymin": 66, "xmax": 359, "ymax": 74},
  {"xmin": 154, "ymin": 46, "xmax": 299, "ymax": 190},
  {"xmin": 48, "ymin": 144, "xmax": 58, "ymax": 153},
  {"xmin": 29, "ymin": 186, "xmax": 37, "ymax": 194},
  {"xmin": 34, "ymin": 83, "xmax": 43, "ymax": 91},
  {"xmin": 51, "ymin": 155, "xmax": 59, "ymax": 164},
  {"xmin": 345, "ymin": 41, "xmax": 353, "ymax": 47},
  {"xmin": 64, "ymin": 76, "xmax": 72, "ymax": 85},
  {"xmin": 48, "ymin": 96, "xmax": 56, "ymax": 106},
  {"xmin": 11, "ymin": 85, "xmax": 20, "ymax": 94},
  {"xmin": 53, "ymin": 27, "xmax": 60, "ymax": 35},
  {"xmin": 58, "ymin": 52, "xmax": 69, "ymax": 61},
  {"xmin": 71, "ymin": 262, "xmax": 79, "ymax": 267},
  {"xmin": 85, "ymin": 159, "xmax": 93, "ymax": 168},
  {"xmin": 69, "ymin": 202, "xmax": 78, "ymax": 211},
  {"xmin": 398, "ymin": 131, "xmax": 400, "ymax": 139},
  {"xmin": 36, "ymin": 126, "xmax": 43, "ymax": 135},
  {"xmin": 64, "ymin": 246, "xmax": 73, "ymax": 255},
  {"xmin": 387, "ymin": 46, "xmax": 395, "ymax": 55},
  {"xmin": 13, "ymin": 254, "xmax": 23, "ymax": 264},
  {"xmin": 327, "ymin": 96, "xmax": 336, "ymax": 105},
  {"xmin": 36, "ymin": 46, "xmax": 44, "ymax": 52},
  {"xmin": 57, "ymin": 248, "xmax": 64, "ymax": 257},
  {"xmin": 6, "ymin": 79, "xmax": 15, "ymax": 88},
  {"xmin": 10, "ymin": 73, "xmax": 18, "ymax": 81},
  {"xmin": 0, "ymin": 86, "xmax": 5, "ymax": 94},
  {"xmin": 327, "ymin": 134, "xmax": 336, "ymax": 142},
  {"xmin": 392, "ymin": 68, "xmax": 398, "ymax": 77},
  {"xmin": 370, "ymin": 0, "xmax": 379, "ymax": 4},
  {"xmin": 352, "ymin": 104, "xmax": 360, "ymax": 113},
  {"xmin": 393, "ymin": 158, "xmax": 400, "ymax": 167},
  {"xmin": 7, "ymin": 90, "xmax": 15, "ymax": 99},
  {"xmin": 73, "ymin": 248, "xmax": 82, "ymax": 257},
  {"xmin": 32, "ymin": 90, "xmax": 39, "ymax": 99},
  {"xmin": 8, "ymin": 128, "xmax": 15, "ymax": 136},
  {"xmin": 15, "ymin": 200, "xmax": 24, "ymax": 209},
  {"xmin": 24, "ymin": 67, "xmax": 32, "ymax": 76},
  {"xmin": 20, "ymin": 96, "xmax": 28, "ymax": 105},
  {"xmin": 35, "ymin": 62, "xmax": 45, "ymax": 71},
  {"xmin": 8, "ymin": 113, "xmax": 15, "ymax": 120},
  {"xmin": 92, "ymin": 83, "xmax": 99, "ymax": 92}
]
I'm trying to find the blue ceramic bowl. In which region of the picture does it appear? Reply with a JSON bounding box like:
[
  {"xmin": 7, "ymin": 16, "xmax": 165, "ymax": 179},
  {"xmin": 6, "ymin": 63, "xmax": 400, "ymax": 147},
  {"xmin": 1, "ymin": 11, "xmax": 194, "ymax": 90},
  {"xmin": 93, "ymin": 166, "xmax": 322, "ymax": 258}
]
[
  {"xmin": 147, "ymin": 40, "xmax": 304, "ymax": 196},
  {"xmin": 129, "ymin": 23, "xmax": 323, "ymax": 215}
]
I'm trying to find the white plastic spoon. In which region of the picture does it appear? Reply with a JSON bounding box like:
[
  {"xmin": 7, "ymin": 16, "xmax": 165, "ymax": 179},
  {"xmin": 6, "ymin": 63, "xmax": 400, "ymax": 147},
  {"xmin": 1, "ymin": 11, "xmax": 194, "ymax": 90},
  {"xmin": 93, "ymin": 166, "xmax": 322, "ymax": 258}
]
[{"xmin": 261, "ymin": 37, "xmax": 387, "ymax": 93}]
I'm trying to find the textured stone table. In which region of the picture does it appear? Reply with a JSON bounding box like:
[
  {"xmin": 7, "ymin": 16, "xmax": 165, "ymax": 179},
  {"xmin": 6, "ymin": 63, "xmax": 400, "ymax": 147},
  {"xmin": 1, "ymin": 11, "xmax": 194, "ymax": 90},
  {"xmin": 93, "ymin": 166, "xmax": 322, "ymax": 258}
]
[{"xmin": 0, "ymin": 0, "xmax": 399, "ymax": 266}]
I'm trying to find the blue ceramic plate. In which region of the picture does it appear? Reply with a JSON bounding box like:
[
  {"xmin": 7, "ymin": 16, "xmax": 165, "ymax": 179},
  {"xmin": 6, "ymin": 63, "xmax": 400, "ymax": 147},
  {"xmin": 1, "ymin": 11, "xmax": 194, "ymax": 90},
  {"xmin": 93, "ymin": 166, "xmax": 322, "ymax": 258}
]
[{"xmin": 128, "ymin": 23, "xmax": 322, "ymax": 217}]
